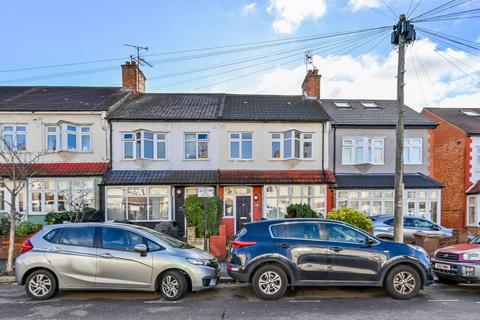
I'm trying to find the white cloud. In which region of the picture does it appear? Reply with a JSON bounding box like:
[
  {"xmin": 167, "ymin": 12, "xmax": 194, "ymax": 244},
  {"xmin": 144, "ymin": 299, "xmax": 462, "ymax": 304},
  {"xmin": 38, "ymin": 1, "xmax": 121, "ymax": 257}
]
[
  {"xmin": 266, "ymin": 0, "xmax": 327, "ymax": 34},
  {"xmin": 241, "ymin": 2, "xmax": 257, "ymax": 15},
  {"xmin": 348, "ymin": 0, "xmax": 382, "ymax": 12},
  {"xmin": 216, "ymin": 39, "xmax": 480, "ymax": 110}
]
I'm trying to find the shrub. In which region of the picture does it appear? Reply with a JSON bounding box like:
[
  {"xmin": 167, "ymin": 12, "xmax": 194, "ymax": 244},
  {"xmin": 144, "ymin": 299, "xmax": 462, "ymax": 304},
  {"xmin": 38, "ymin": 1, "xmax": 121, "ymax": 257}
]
[
  {"xmin": 327, "ymin": 208, "xmax": 373, "ymax": 232},
  {"xmin": 286, "ymin": 203, "xmax": 319, "ymax": 218},
  {"xmin": 0, "ymin": 213, "xmax": 10, "ymax": 235},
  {"xmin": 15, "ymin": 221, "xmax": 42, "ymax": 236},
  {"xmin": 154, "ymin": 222, "xmax": 179, "ymax": 238},
  {"xmin": 45, "ymin": 208, "xmax": 99, "ymax": 225},
  {"xmin": 184, "ymin": 196, "xmax": 221, "ymax": 238}
]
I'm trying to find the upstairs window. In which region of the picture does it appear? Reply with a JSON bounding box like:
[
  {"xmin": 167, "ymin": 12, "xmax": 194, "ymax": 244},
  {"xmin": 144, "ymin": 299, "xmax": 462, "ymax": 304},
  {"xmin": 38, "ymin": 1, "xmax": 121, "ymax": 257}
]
[
  {"xmin": 271, "ymin": 130, "xmax": 313, "ymax": 160},
  {"xmin": 45, "ymin": 124, "xmax": 91, "ymax": 152},
  {"xmin": 342, "ymin": 137, "xmax": 384, "ymax": 165},
  {"xmin": 185, "ymin": 133, "xmax": 209, "ymax": 160},
  {"xmin": 229, "ymin": 133, "xmax": 253, "ymax": 160},
  {"xmin": 122, "ymin": 130, "xmax": 167, "ymax": 160},
  {"xmin": 2, "ymin": 124, "xmax": 26, "ymax": 151},
  {"xmin": 404, "ymin": 138, "xmax": 422, "ymax": 165}
]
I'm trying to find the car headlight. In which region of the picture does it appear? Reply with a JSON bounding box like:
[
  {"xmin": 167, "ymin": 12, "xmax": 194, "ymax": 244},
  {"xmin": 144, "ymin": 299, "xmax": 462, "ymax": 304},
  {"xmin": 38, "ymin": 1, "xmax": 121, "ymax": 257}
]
[
  {"xmin": 462, "ymin": 253, "xmax": 480, "ymax": 261},
  {"xmin": 186, "ymin": 258, "xmax": 209, "ymax": 266}
]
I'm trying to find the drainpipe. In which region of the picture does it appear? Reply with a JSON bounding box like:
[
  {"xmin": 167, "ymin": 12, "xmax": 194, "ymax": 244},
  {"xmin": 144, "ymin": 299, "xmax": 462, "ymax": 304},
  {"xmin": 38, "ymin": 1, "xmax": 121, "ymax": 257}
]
[
  {"xmin": 331, "ymin": 126, "xmax": 337, "ymax": 208},
  {"xmin": 321, "ymin": 122, "xmax": 325, "ymax": 171}
]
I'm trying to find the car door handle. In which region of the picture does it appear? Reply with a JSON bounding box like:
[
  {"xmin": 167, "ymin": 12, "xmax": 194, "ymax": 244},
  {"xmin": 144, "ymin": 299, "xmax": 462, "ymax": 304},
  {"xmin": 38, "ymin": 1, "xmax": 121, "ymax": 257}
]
[
  {"xmin": 277, "ymin": 243, "xmax": 290, "ymax": 248},
  {"xmin": 100, "ymin": 253, "xmax": 113, "ymax": 258},
  {"xmin": 329, "ymin": 247, "xmax": 343, "ymax": 252}
]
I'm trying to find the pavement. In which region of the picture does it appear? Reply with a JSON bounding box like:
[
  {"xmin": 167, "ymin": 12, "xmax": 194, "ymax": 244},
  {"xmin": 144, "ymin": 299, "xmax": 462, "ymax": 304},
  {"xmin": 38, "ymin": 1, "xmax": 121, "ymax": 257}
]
[{"xmin": 1, "ymin": 282, "xmax": 480, "ymax": 320}]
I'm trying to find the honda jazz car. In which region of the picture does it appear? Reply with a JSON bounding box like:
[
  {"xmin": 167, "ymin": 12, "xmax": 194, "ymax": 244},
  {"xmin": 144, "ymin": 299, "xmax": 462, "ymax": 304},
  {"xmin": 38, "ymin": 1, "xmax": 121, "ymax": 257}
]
[
  {"xmin": 15, "ymin": 222, "xmax": 219, "ymax": 300},
  {"xmin": 227, "ymin": 219, "xmax": 433, "ymax": 300}
]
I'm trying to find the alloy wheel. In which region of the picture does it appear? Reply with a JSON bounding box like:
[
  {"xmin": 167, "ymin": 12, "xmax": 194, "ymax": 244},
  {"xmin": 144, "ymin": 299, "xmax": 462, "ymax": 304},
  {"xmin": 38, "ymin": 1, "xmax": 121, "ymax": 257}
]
[
  {"xmin": 28, "ymin": 274, "xmax": 52, "ymax": 298},
  {"xmin": 393, "ymin": 271, "xmax": 416, "ymax": 295},
  {"xmin": 162, "ymin": 275, "xmax": 180, "ymax": 298},
  {"xmin": 258, "ymin": 271, "xmax": 282, "ymax": 295}
]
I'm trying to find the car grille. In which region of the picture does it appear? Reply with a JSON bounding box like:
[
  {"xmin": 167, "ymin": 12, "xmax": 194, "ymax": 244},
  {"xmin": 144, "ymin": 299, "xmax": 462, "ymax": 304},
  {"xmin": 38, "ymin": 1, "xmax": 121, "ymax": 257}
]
[
  {"xmin": 206, "ymin": 259, "xmax": 219, "ymax": 269},
  {"xmin": 435, "ymin": 252, "xmax": 459, "ymax": 262}
]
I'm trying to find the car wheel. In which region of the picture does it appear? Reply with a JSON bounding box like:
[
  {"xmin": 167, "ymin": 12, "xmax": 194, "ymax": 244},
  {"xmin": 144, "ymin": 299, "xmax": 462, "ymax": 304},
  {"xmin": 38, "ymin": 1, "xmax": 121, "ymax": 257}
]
[
  {"xmin": 25, "ymin": 269, "xmax": 58, "ymax": 300},
  {"xmin": 385, "ymin": 265, "xmax": 421, "ymax": 300},
  {"xmin": 160, "ymin": 270, "xmax": 188, "ymax": 301},
  {"xmin": 252, "ymin": 265, "xmax": 288, "ymax": 300},
  {"xmin": 435, "ymin": 276, "xmax": 460, "ymax": 285}
]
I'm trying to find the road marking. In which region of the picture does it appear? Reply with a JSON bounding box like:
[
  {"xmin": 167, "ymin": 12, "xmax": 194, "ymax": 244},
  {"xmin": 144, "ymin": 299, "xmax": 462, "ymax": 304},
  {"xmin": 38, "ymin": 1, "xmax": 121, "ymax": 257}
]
[
  {"xmin": 289, "ymin": 300, "xmax": 322, "ymax": 303},
  {"xmin": 428, "ymin": 300, "xmax": 459, "ymax": 302}
]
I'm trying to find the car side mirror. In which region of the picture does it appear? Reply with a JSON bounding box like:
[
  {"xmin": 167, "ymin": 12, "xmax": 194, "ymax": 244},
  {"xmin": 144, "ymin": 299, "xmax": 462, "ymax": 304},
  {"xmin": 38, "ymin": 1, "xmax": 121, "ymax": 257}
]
[
  {"xmin": 431, "ymin": 226, "xmax": 441, "ymax": 231},
  {"xmin": 364, "ymin": 236, "xmax": 375, "ymax": 247},
  {"xmin": 134, "ymin": 244, "xmax": 148, "ymax": 256}
]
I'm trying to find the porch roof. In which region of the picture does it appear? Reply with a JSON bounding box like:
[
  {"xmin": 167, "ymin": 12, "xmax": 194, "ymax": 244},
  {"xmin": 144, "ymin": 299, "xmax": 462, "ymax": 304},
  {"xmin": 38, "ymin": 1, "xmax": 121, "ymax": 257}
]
[
  {"xmin": 219, "ymin": 170, "xmax": 335, "ymax": 185},
  {"xmin": 0, "ymin": 162, "xmax": 109, "ymax": 179},
  {"xmin": 102, "ymin": 170, "xmax": 219, "ymax": 185},
  {"xmin": 334, "ymin": 173, "xmax": 444, "ymax": 189}
]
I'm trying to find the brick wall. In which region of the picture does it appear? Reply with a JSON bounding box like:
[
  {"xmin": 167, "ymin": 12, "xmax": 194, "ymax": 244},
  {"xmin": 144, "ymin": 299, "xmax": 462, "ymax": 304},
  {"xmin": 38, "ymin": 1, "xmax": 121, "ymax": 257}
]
[
  {"xmin": 0, "ymin": 235, "xmax": 30, "ymax": 260},
  {"xmin": 422, "ymin": 110, "xmax": 468, "ymax": 229}
]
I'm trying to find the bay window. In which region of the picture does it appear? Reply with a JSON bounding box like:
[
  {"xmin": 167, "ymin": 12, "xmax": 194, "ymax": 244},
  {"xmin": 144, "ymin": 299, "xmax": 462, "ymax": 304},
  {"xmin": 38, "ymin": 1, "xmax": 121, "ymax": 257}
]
[
  {"xmin": 404, "ymin": 138, "xmax": 422, "ymax": 164},
  {"xmin": 122, "ymin": 130, "xmax": 167, "ymax": 160},
  {"xmin": 342, "ymin": 137, "xmax": 384, "ymax": 165},
  {"xmin": 229, "ymin": 132, "xmax": 253, "ymax": 160},
  {"xmin": 271, "ymin": 130, "xmax": 313, "ymax": 160},
  {"xmin": 45, "ymin": 124, "xmax": 91, "ymax": 152},
  {"xmin": 476, "ymin": 146, "xmax": 480, "ymax": 171},
  {"xmin": 106, "ymin": 186, "xmax": 170, "ymax": 221},
  {"xmin": 185, "ymin": 133, "xmax": 209, "ymax": 159},
  {"xmin": 2, "ymin": 124, "xmax": 26, "ymax": 151},
  {"xmin": 29, "ymin": 178, "xmax": 95, "ymax": 214},
  {"xmin": 264, "ymin": 185, "xmax": 326, "ymax": 219}
]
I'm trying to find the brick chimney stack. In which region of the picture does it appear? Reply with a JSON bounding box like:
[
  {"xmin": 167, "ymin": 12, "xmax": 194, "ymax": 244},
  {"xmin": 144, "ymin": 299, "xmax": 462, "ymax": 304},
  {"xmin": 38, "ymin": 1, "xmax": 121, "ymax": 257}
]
[
  {"xmin": 301, "ymin": 68, "xmax": 321, "ymax": 100},
  {"xmin": 121, "ymin": 61, "xmax": 146, "ymax": 93}
]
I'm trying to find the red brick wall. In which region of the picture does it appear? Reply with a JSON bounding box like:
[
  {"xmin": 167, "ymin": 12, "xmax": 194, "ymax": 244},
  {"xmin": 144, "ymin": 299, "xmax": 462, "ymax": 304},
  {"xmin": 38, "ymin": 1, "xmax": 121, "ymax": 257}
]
[
  {"xmin": 301, "ymin": 70, "xmax": 321, "ymax": 98},
  {"xmin": 422, "ymin": 110, "xmax": 469, "ymax": 229},
  {"xmin": 0, "ymin": 235, "xmax": 30, "ymax": 259}
]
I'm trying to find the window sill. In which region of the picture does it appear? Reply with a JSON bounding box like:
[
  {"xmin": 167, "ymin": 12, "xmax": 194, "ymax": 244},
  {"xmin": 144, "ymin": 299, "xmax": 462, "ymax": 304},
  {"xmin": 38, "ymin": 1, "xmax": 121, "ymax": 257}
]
[
  {"xmin": 222, "ymin": 216, "xmax": 234, "ymax": 219},
  {"xmin": 121, "ymin": 158, "xmax": 169, "ymax": 161},
  {"xmin": 405, "ymin": 163, "xmax": 422, "ymax": 165},
  {"xmin": 228, "ymin": 159, "xmax": 254, "ymax": 162},
  {"xmin": 269, "ymin": 158, "xmax": 315, "ymax": 161},
  {"xmin": 48, "ymin": 150, "xmax": 94, "ymax": 154},
  {"xmin": 183, "ymin": 158, "xmax": 210, "ymax": 161}
]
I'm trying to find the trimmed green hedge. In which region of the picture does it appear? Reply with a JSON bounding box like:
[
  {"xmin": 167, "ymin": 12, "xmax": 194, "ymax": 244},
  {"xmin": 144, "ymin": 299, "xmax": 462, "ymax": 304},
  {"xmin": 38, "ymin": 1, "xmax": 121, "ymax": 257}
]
[
  {"xmin": 184, "ymin": 196, "xmax": 221, "ymax": 238},
  {"xmin": 286, "ymin": 203, "xmax": 319, "ymax": 218},
  {"xmin": 15, "ymin": 221, "xmax": 43, "ymax": 236},
  {"xmin": 327, "ymin": 208, "xmax": 373, "ymax": 232}
]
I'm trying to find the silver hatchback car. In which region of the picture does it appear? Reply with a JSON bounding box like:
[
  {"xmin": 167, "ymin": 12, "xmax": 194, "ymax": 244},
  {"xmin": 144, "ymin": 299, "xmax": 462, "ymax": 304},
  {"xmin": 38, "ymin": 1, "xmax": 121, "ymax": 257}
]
[{"xmin": 15, "ymin": 222, "xmax": 220, "ymax": 300}]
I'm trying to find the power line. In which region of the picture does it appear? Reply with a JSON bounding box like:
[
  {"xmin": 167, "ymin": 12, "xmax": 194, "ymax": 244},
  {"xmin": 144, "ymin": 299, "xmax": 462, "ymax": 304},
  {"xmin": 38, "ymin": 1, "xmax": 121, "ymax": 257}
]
[
  {"xmin": 408, "ymin": 0, "xmax": 424, "ymax": 18},
  {"xmin": 410, "ymin": 0, "xmax": 468, "ymax": 21}
]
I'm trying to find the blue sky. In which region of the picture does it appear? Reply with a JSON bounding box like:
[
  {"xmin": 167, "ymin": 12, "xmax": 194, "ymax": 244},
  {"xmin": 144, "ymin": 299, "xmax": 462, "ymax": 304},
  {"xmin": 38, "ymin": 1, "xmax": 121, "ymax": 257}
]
[{"xmin": 1, "ymin": 0, "xmax": 479, "ymax": 109}]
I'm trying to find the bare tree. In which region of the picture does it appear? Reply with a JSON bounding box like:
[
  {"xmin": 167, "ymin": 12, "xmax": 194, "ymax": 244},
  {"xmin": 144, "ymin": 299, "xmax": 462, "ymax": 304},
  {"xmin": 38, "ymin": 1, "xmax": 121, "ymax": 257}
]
[{"xmin": 0, "ymin": 137, "xmax": 42, "ymax": 274}]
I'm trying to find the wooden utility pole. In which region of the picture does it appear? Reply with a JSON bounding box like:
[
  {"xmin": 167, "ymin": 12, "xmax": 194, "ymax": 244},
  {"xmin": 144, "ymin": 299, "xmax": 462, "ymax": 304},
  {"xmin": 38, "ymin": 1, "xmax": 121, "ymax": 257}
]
[{"xmin": 392, "ymin": 14, "xmax": 415, "ymax": 243}]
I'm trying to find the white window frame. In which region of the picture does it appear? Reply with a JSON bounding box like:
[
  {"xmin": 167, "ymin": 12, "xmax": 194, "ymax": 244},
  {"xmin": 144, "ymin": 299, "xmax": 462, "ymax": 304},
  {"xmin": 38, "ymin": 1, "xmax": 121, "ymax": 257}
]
[
  {"xmin": 44, "ymin": 123, "xmax": 92, "ymax": 153},
  {"xmin": 467, "ymin": 195, "xmax": 479, "ymax": 227},
  {"xmin": 341, "ymin": 137, "xmax": 384, "ymax": 165},
  {"xmin": 229, "ymin": 132, "xmax": 253, "ymax": 160},
  {"xmin": 45, "ymin": 126, "xmax": 60, "ymax": 152},
  {"xmin": 336, "ymin": 190, "xmax": 394, "ymax": 216},
  {"xmin": 475, "ymin": 146, "xmax": 480, "ymax": 172},
  {"xmin": 1, "ymin": 124, "xmax": 27, "ymax": 151},
  {"xmin": 270, "ymin": 130, "xmax": 313, "ymax": 160},
  {"xmin": 263, "ymin": 185, "xmax": 326, "ymax": 219},
  {"xmin": 28, "ymin": 178, "xmax": 95, "ymax": 215},
  {"xmin": 0, "ymin": 184, "xmax": 25, "ymax": 214},
  {"xmin": 121, "ymin": 130, "xmax": 167, "ymax": 160},
  {"xmin": 184, "ymin": 132, "xmax": 209, "ymax": 160},
  {"xmin": 404, "ymin": 138, "xmax": 423, "ymax": 165},
  {"xmin": 105, "ymin": 186, "xmax": 172, "ymax": 222}
]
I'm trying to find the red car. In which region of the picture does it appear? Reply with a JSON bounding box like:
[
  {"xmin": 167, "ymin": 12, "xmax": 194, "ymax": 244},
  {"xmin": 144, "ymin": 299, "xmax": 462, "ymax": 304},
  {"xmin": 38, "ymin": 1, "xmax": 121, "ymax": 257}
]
[{"xmin": 432, "ymin": 235, "xmax": 480, "ymax": 284}]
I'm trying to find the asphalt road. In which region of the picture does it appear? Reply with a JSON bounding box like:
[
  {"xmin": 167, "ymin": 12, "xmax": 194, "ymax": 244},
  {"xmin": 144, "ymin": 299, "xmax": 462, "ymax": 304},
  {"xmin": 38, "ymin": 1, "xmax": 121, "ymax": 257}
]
[{"xmin": 1, "ymin": 282, "xmax": 479, "ymax": 320}]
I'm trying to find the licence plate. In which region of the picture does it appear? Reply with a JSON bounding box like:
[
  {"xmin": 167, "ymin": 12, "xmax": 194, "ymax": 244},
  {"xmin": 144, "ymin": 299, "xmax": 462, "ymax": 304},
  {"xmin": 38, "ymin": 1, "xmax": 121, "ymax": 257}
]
[
  {"xmin": 210, "ymin": 278, "xmax": 217, "ymax": 286},
  {"xmin": 435, "ymin": 263, "xmax": 452, "ymax": 271}
]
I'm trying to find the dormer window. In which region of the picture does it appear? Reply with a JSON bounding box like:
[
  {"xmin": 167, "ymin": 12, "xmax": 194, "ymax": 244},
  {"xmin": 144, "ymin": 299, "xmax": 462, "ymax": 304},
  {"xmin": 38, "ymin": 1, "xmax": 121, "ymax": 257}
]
[
  {"xmin": 461, "ymin": 110, "xmax": 480, "ymax": 116},
  {"xmin": 361, "ymin": 102, "xmax": 379, "ymax": 108},
  {"xmin": 334, "ymin": 101, "xmax": 350, "ymax": 108}
]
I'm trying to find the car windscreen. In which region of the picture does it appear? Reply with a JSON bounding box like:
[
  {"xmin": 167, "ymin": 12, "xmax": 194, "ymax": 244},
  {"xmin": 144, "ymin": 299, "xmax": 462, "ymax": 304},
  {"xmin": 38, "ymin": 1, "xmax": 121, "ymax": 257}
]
[{"xmin": 128, "ymin": 225, "xmax": 192, "ymax": 249}]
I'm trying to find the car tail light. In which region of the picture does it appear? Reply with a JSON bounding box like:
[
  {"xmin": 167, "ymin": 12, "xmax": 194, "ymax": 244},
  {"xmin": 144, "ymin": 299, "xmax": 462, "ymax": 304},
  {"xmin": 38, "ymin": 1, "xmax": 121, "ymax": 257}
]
[
  {"xmin": 21, "ymin": 239, "xmax": 33, "ymax": 254},
  {"xmin": 231, "ymin": 240, "xmax": 256, "ymax": 249}
]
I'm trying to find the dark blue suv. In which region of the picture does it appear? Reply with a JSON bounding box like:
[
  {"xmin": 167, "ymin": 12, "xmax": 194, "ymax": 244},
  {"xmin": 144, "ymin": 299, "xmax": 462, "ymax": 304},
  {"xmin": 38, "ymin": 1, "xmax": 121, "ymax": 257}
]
[{"xmin": 227, "ymin": 219, "xmax": 433, "ymax": 300}]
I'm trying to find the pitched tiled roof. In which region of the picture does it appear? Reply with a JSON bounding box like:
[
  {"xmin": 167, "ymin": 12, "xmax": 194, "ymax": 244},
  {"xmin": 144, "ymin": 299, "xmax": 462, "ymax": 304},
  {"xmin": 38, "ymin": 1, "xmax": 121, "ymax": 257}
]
[
  {"xmin": 467, "ymin": 180, "xmax": 480, "ymax": 195},
  {"xmin": 222, "ymin": 94, "xmax": 330, "ymax": 121},
  {"xmin": 0, "ymin": 162, "xmax": 109, "ymax": 178},
  {"xmin": 0, "ymin": 86, "xmax": 129, "ymax": 112},
  {"xmin": 107, "ymin": 93, "xmax": 330, "ymax": 122},
  {"xmin": 334, "ymin": 173, "xmax": 444, "ymax": 189},
  {"xmin": 424, "ymin": 108, "xmax": 480, "ymax": 135},
  {"xmin": 107, "ymin": 93, "xmax": 224, "ymax": 120},
  {"xmin": 102, "ymin": 170, "xmax": 219, "ymax": 185},
  {"xmin": 219, "ymin": 170, "xmax": 335, "ymax": 184},
  {"xmin": 320, "ymin": 99, "xmax": 436, "ymax": 127}
]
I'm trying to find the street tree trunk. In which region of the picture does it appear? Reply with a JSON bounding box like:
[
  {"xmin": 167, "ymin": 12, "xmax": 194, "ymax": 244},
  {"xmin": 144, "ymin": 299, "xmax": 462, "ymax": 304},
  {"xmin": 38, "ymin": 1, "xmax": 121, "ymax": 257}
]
[{"xmin": 6, "ymin": 192, "xmax": 16, "ymax": 274}]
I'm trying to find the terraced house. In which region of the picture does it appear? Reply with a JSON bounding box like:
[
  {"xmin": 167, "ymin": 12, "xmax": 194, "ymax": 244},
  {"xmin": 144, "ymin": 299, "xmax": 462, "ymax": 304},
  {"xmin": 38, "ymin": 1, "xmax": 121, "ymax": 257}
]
[{"xmin": 0, "ymin": 62, "xmax": 445, "ymax": 240}]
